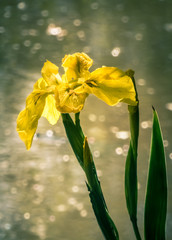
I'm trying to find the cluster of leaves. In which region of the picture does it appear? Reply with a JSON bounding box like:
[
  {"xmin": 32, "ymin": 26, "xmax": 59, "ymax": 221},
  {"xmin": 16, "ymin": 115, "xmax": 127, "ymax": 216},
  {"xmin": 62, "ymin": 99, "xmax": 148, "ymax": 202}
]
[
  {"xmin": 62, "ymin": 106, "xmax": 167, "ymax": 240},
  {"xmin": 125, "ymin": 104, "xmax": 167, "ymax": 240},
  {"xmin": 62, "ymin": 102, "xmax": 167, "ymax": 240}
]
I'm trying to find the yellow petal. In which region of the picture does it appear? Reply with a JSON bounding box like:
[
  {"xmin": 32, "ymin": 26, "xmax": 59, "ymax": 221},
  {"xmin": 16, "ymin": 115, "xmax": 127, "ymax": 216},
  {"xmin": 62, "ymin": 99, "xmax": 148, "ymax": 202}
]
[
  {"xmin": 55, "ymin": 84, "xmax": 88, "ymax": 113},
  {"xmin": 85, "ymin": 67, "xmax": 137, "ymax": 106},
  {"xmin": 17, "ymin": 91, "xmax": 48, "ymax": 150},
  {"xmin": 34, "ymin": 77, "xmax": 48, "ymax": 90},
  {"xmin": 41, "ymin": 60, "xmax": 61, "ymax": 85},
  {"xmin": 62, "ymin": 52, "xmax": 93, "ymax": 82},
  {"xmin": 42, "ymin": 94, "xmax": 60, "ymax": 124}
]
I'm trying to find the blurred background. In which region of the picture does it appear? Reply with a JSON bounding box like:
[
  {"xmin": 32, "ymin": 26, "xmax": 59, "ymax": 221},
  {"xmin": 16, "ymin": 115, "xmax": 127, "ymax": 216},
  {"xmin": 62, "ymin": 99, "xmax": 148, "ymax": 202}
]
[{"xmin": 0, "ymin": 0, "xmax": 172, "ymax": 239}]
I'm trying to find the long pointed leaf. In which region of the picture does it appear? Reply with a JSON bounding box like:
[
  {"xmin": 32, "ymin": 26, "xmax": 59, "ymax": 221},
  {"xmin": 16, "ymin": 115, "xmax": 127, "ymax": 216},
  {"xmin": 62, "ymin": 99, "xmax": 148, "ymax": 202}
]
[
  {"xmin": 144, "ymin": 108, "xmax": 167, "ymax": 240},
  {"xmin": 83, "ymin": 137, "xmax": 119, "ymax": 240},
  {"xmin": 62, "ymin": 113, "xmax": 119, "ymax": 240},
  {"xmin": 125, "ymin": 104, "xmax": 141, "ymax": 240},
  {"xmin": 125, "ymin": 72, "xmax": 141, "ymax": 240},
  {"xmin": 61, "ymin": 113, "xmax": 84, "ymax": 168},
  {"xmin": 125, "ymin": 105, "xmax": 139, "ymax": 219}
]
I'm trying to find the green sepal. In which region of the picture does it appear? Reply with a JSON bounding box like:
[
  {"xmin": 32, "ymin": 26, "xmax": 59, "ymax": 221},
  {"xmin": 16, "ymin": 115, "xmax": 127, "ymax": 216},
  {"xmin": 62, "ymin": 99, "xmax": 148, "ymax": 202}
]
[{"xmin": 144, "ymin": 108, "xmax": 167, "ymax": 240}]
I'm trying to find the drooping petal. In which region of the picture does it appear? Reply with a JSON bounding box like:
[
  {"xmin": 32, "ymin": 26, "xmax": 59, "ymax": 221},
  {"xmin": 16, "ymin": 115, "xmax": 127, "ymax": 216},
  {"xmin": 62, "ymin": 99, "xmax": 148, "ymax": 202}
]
[
  {"xmin": 42, "ymin": 94, "xmax": 60, "ymax": 124},
  {"xmin": 62, "ymin": 52, "xmax": 93, "ymax": 82},
  {"xmin": 17, "ymin": 77, "xmax": 58, "ymax": 149},
  {"xmin": 17, "ymin": 91, "xmax": 48, "ymax": 150},
  {"xmin": 41, "ymin": 60, "xmax": 61, "ymax": 85},
  {"xmin": 85, "ymin": 67, "xmax": 137, "ymax": 106}
]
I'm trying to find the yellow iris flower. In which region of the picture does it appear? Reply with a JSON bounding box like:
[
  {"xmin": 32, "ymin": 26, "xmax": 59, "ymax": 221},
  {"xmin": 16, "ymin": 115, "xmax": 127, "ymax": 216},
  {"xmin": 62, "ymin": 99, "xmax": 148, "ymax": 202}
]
[{"xmin": 17, "ymin": 52, "xmax": 137, "ymax": 150}]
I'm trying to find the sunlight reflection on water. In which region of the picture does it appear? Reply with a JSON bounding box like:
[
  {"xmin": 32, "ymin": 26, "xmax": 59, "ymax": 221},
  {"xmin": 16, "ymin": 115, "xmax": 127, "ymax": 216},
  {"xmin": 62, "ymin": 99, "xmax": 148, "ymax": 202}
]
[{"xmin": 0, "ymin": 0, "xmax": 172, "ymax": 239}]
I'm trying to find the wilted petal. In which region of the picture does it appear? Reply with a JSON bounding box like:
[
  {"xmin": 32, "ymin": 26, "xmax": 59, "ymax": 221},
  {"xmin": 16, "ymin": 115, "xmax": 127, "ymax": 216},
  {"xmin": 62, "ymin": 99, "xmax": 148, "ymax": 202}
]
[
  {"xmin": 17, "ymin": 91, "xmax": 48, "ymax": 150},
  {"xmin": 85, "ymin": 67, "xmax": 137, "ymax": 106}
]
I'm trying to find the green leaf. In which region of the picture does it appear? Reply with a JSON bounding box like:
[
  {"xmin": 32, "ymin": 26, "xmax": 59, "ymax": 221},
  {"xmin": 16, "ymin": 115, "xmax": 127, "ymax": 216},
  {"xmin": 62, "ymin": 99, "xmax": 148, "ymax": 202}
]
[
  {"xmin": 75, "ymin": 112, "xmax": 85, "ymax": 140},
  {"xmin": 125, "ymin": 105, "xmax": 139, "ymax": 218},
  {"xmin": 61, "ymin": 113, "xmax": 84, "ymax": 168},
  {"xmin": 83, "ymin": 137, "xmax": 96, "ymax": 188},
  {"xmin": 124, "ymin": 72, "xmax": 141, "ymax": 240},
  {"xmin": 83, "ymin": 137, "xmax": 119, "ymax": 240},
  {"xmin": 125, "ymin": 104, "xmax": 141, "ymax": 240},
  {"xmin": 125, "ymin": 142, "xmax": 137, "ymax": 218},
  {"xmin": 62, "ymin": 114, "xmax": 119, "ymax": 240},
  {"xmin": 144, "ymin": 108, "xmax": 167, "ymax": 240}
]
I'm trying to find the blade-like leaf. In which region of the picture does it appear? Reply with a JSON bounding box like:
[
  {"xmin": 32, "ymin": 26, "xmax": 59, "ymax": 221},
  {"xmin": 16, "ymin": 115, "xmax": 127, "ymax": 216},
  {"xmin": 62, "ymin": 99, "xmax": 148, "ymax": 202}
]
[
  {"xmin": 83, "ymin": 137, "xmax": 119, "ymax": 240},
  {"xmin": 125, "ymin": 105, "xmax": 139, "ymax": 219},
  {"xmin": 144, "ymin": 108, "xmax": 167, "ymax": 240},
  {"xmin": 125, "ymin": 71, "xmax": 141, "ymax": 240},
  {"xmin": 125, "ymin": 104, "xmax": 141, "ymax": 240},
  {"xmin": 61, "ymin": 113, "xmax": 84, "ymax": 168},
  {"xmin": 62, "ymin": 114, "xmax": 119, "ymax": 240}
]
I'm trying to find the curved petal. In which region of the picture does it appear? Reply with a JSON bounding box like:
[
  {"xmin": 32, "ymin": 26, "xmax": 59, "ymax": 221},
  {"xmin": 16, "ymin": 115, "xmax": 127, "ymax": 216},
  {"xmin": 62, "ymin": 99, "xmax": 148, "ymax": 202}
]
[
  {"xmin": 17, "ymin": 78, "xmax": 58, "ymax": 149},
  {"xmin": 42, "ymin": 94, "xmax": 61, "ymax": 124},
  {"xmin": 34, "ymin": 77, "xmax": 48, "ymax": 90},
  {"xmin": 85, "ymin": 67, "xmax": 137, "ymax": 106},
  {"xmin": 41, "ymin": 60, "xmax": 61, "ymax": 85},
  {"xmin": 62, "ymin": 52, "xmax": 93, "ymax": 82},
  {"xmin": 17, "ymin": 91, "xmax": 48, "ymax": 150}
]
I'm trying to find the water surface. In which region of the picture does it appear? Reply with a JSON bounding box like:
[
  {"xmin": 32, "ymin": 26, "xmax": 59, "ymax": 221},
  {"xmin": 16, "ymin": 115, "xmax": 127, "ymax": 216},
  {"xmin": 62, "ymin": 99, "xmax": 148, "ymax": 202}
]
[{"xmin": 0, "ymin": 0, "xmax": 172, "ymax": 239}]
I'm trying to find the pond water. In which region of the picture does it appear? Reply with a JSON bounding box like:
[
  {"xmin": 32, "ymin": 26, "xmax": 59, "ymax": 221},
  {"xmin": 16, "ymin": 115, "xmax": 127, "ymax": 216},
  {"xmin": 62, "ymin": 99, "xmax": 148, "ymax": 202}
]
[{"xmin": 0, "ymin": 0, "xmax": 172, "ymax": 239}]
